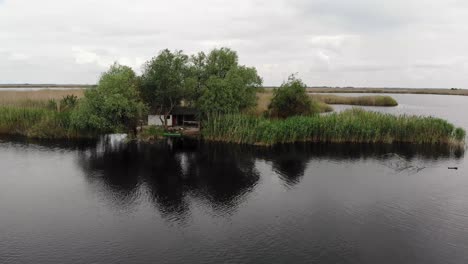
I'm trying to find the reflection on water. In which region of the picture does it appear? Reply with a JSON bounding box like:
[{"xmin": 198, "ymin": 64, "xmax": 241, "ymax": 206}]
[
  {"xmin": 2, "ymin": 135, "xmax": 464, "ymax": 219},
  {"xmin": 71, "ymin": 136, "xmax": 464, "ymax": 218},
  {"xmin": 77, "ymin": 138, "xmax": 261, "ymax": 219},
  {"xmin": 0, "ymin": 134, "xmax": 466, "ymax": 264}
]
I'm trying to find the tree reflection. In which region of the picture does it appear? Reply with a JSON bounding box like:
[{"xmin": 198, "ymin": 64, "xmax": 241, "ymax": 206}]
[
  {"xmin": 71, "ymin": 137, "xmax": 465, "ymax": 220},
  {"xmin": 77, "ymin": 138, "xmax": 260, "ymax": 220}
]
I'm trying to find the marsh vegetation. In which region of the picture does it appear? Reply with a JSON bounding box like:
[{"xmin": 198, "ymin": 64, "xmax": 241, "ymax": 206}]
[
  {"xmin": 0, "ymin": 89, "xmax": 84, "ymax": 108},
  {"xmin": 310, "ymin": 94, "xmax": 398, "ymax": 106},
  {"xmin": 203, "ymin": 109, "xmax": 466, "ymax": 146}
]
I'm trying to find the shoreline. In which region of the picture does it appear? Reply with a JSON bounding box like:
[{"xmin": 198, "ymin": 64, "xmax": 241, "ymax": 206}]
[
  {"xmin": 304, "ymin": 87, "xmax": 468, "ymax": 96},
  {"xmin": 1, "ymin": 85, "xmax": 468, "ymax": 96}
]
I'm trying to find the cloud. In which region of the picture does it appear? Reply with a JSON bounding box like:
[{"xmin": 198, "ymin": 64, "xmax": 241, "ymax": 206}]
[
  {"xmin": 308, "ymin": 35, "xmax": 360, "ymax": 54},
  {"xmin": 72, "ymin": 47, "xmax": 145, "ymax": 73},
  {"xmin": 0, "ymin": 0, "xmax": 468, "ymax": 87},
  {"xmin": 8, "ymin": 53, "xmax": 29, "ymax": 61}
]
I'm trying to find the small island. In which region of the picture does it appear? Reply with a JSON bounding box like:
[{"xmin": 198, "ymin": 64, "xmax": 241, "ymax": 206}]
[{"xmin": 0, "ymin": 48, "xmax": 465, "ymax": 147}]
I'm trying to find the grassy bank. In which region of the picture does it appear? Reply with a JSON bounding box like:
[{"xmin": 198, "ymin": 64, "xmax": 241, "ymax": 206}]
[
  {"xmin": 0, "ymin": 90, "xmax": 90, "ymax": 138},
  {"xmin": 203, "ymin": 109, "xmax": 466, "ymax": 146},
  {"xmin": 0, "ymin": 107, "xmax": 70, "ymax": 138},
  {"xmin": 311, "ymin": 94, "xmax": 398, "ymax": 106}
]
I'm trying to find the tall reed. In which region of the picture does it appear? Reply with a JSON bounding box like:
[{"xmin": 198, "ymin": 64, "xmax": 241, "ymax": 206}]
[
  {"xmin": 203, "ymin": 109, "xmax": 466, "ymax": 146},
  {"xmin": 0, "ymin": 90, "xmax": 84, "ymax": 108},
  {"xmin": 0, "ymin": 106, "xmax": 83, "ymax": 138}
]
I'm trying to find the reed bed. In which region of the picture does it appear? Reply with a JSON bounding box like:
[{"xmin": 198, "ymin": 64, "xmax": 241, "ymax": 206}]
[
  {"xmin": 311, "ymin": 94, "xmax": 398, "ymax": 106},
  {"xmin": 203, "ymin": 109, "xmax": 466, "ymax": 146},
  {"xmin": 0, "ymin": 89, "xmax": 84, "ymax": 108},
  {"xmin": 0, "ymin": 106, "xmax": 84, "ymax": 138}
]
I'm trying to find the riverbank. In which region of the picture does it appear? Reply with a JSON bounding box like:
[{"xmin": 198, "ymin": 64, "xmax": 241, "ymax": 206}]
[
  {"xmin": 0, "ymin": 106, "xmax": 94, "ymax": 139},
  {"xmin": 203, "ymin": 109, "xmax": 466, "ymax": 147},
  {"xmin": 1, "ymin": 104, "xmax": 465, "ymax": 147}
]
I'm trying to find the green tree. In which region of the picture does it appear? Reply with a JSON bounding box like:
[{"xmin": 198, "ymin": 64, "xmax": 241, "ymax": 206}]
[
  {"xmin": 193, "ymin": 48, "xmax": 262, "ymax": 114},
  {"xmin": 140, "ymin": 49, "xmax": 189, "ymax": 126},
  {"xmin": 70, "ymin": 63, "xmax": 146, "ymax": 134},
  {"xmin": 268, "ymin": 75, "xmax": 315, "ymax": 118},
  {"xmin": 185, "ymin": 52, "xmax": 208, "ymax": 104},
  {"xmin": 205, "ymin": 47, "xmax": 238, "ymax": 78}
]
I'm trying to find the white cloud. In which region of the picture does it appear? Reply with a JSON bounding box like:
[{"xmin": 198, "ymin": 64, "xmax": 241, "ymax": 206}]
[
  {"xmin": 8, "ymin": 53, "xmax": 29, "ymax": 61},
  {"xmin": 72, "ymin": 47, "xmax": 108, "ymax": 67},
  {"xmin": 0, "ymin": 0, "xmax": 468, "ymax": 87},
  {"xmin": 309, "ymin": 35, "xmax": 360, "ymax": 53}
]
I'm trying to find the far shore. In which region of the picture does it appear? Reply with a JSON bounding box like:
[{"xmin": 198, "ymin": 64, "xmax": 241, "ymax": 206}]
[
  {"xmin": 2, "ymin": 85, "xmax": 467, "ymax": 96},
  {"xmin": 304, "ymin": 87, "xmax": 468, "ymax": 96},
  {"xmin": 0, "ymin": 84, "xmax": 94, "ymax": 89}
]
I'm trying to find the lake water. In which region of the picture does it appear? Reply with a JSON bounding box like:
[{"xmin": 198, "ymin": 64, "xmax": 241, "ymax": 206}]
[{"xmin": 1, "ymin": 94, "xmax": 468, "ymax": 264}]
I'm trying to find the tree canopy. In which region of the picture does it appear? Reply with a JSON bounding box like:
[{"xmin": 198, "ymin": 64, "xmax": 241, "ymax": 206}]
[
  {"xmin": 268, "ymin": 75, "xmax": 314, "ymax": 118},
  {"xmin": 138, "ymin": 47, "xmax": 262, "ymax": 116},
  {"xmin": 140, "ymin": 49, "xmax": 189, "ymax": 115},
  {"xmin": 71, "ymin": 63, "xmax": 146, "ymax": 133},
  {"xmin": 192, "ymin": 48, "xmax": 262, "ymax": 114}
]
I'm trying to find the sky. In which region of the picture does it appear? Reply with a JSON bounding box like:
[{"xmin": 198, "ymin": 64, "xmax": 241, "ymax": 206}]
[{"xmin": 1, "ymin": 0, "xmax": 468, "ymax": 88}]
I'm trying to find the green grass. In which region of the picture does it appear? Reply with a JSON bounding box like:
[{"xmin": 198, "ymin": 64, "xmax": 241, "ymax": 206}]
[
  {"xmin": 310, "ymin": 99, "xmax": 334, "ymax": 113},
  {"xmin": 0, "ymin": 106, "xmax": 86, "ymax": 139},
  {"xmin": 203, "ymin": 109, "xmax": 466, "ymax": 146},
  {"xmin": 311, "ymin": 94, "xmax": 398, "ymax": 106},
  {"xmin": 138, "ymin": 125, "xmax": 165, "ymax": 141}
]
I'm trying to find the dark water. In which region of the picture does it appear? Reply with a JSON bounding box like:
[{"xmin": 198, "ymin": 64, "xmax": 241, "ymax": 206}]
[{"xmin": 1, "ymin": 94, "xmax": 468, "ymax": 264}]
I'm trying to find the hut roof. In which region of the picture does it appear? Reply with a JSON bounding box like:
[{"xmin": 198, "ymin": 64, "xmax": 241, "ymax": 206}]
[{"xmin": 171, "ymin": 106, "xmax": 199, "ymax": 115}]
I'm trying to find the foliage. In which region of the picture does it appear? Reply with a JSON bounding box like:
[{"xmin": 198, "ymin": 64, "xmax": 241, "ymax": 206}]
[
  {"xmin": 204, "ymin": 47, "xmax": 239, "ymax": 78},
  {"xmin": 47, "ymin": 99, "xmax": 58, "ymax": 111},
  {"xmin": 203, "ymin": 109, "xmax": 466, "ymax": 146},
  {"xmin": 185, "ymin": 52, "xmax": 208, "ymax": 102},
  {"xmin": 193, "ymin": 48, "xmax": 262, "ymax": 115},
  {"xmin": 138, "ymin": 125, "xmax": 165, "ymax": 141},
  {"xmin": 254, "ymin": 91, "xmax": 333, "ymax": 116},
  {"xmin": 454, "ymin": 127, "xmax": 466, "ymax": 141},
  {"xmin": 140, "ymin": 50, "xmax": 189, "ymax": 119},
  {"xmin": 70, "ymin": 63, "xmax": 147, "ymax": 134},
  {"xmin": 268, "ymin": 75, "xmax": 317, "ymax": 118},
  {"xmin": 136, "ymin": 47, "xmax": 262, "ymax": 117},
  {"xmin": 59, "ymin": 95, "xmax": 78, "ymax": 112}
]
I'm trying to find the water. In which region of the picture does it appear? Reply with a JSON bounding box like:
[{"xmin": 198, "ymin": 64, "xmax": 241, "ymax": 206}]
[{"xmin": 1, "ymin": 94, "xmax": 468, "ymax": 264}]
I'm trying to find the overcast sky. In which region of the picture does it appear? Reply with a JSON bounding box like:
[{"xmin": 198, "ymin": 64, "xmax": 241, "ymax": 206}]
[{"xmin": 1, "ymin": 0, "xmax": 468, "ymax": 87}]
